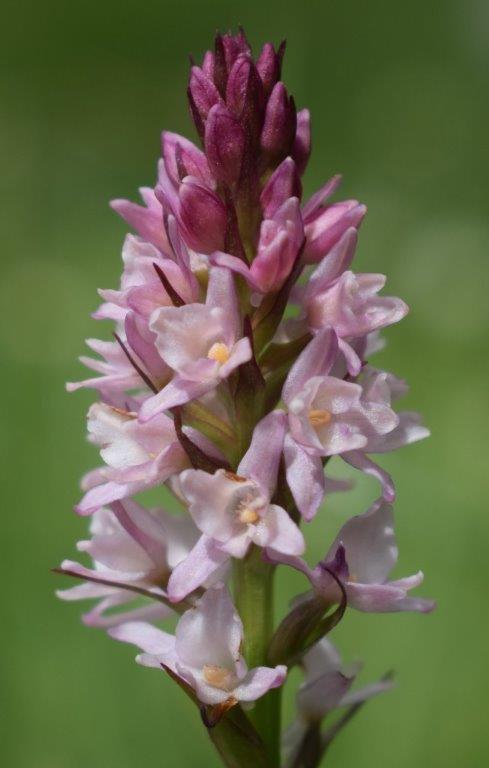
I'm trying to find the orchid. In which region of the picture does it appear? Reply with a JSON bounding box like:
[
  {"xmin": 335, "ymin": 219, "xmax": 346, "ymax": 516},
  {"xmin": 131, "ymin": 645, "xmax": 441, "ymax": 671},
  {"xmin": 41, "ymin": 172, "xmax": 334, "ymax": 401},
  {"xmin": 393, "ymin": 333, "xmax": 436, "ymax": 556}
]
[
  {"xmin": 267, "ymin": 498, "xmax": 435, "ymax": 614},
  {"xmin": 110, "ymin": 584, "xmax": 286, "ymax": 708},
  {"xmin": 57, "ymin": 500, "xmax": 202, "ymax": 627},
  {"xmin": 76, "ymin": 403, "xmax": 188, "ymax": 514},
  {"xmin": 57, "ymin": 29, "xmax": 433, "ymax": 768}
]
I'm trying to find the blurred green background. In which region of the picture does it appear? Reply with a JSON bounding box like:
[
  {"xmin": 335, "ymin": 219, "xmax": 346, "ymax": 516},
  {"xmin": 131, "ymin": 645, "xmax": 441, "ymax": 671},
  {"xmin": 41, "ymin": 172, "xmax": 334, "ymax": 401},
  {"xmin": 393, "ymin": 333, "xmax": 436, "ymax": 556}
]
[{"xmin": 2, "ymin": 0, "xmax": 488, "ymax": 765}]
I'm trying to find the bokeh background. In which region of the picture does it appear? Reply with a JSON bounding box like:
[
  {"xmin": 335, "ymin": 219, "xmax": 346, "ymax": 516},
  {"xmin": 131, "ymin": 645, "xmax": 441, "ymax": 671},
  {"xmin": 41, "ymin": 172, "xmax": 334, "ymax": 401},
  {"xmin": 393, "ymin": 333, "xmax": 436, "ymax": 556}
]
[{"xmin": 2, "ymin": 0, "xmax": 488, "ymax": 766}]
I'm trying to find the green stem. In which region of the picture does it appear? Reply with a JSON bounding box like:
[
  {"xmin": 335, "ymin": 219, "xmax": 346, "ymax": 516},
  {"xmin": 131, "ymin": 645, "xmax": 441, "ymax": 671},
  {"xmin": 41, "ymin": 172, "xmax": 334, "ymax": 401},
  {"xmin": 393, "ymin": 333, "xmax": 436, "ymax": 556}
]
[{"xmin": 233, "ymin": 547, "xmax": 281, "ymax": 766}]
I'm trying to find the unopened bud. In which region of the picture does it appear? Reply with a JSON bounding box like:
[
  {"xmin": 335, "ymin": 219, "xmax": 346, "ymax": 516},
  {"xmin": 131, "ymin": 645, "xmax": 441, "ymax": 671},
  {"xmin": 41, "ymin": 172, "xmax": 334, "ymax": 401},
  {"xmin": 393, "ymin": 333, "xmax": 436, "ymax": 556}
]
[
  {"xmin": 205, "ymin": 104, "xmax": 246, "ymax": 186},
  {"xmin": 226, "ymin": 54, "xmax": 265, "ymax": 143},
  {"xmin": 188, "ymin": 66, "xmax": 222, "ymax": 134},
  {"xmin": 260, "ymin": 156, "xmax": 302, "ymax": 218},
  {"xmin": 260, "ymin": 82, "xmax": 297, "ymax": 162},
  {"xmin": 256, "ymin": 40, "xmax": 285, "ymax": 96}
]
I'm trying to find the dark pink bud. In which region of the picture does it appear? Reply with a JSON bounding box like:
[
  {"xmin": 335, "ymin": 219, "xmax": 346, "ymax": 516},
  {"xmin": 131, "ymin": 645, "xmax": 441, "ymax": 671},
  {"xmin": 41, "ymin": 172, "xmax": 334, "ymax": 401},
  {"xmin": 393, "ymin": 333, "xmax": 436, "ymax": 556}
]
[
  {"xmin": 188, "ymin": 66, "xmax": 222, "ymax": 136},
  {"xmin": 226, "ymin": 54, "xmax": 265, "ymax": 142},
  {"xmin": 260, "ymin": 82, "xmax": 297, "ymax": 161},
  {"xmin": 178, "ymin": 178, "xmax": 227, "ymax": 254},
  {"xmin": 260, "ymin": 156, "xmax": 302, "ymax": 218},
  {"xmin": 221, "ymin": 29, "xmax": 251, "ymax": 70},
  {"xmin": 292, "ymin": 108, "xmax": 311, "ymax": 176},
  {"xmin": 256, "ymin": 41, "xmax": 286, "ymax": 96},
  {"xmin": 205, "ymin": 104, "xmax": 246, "ymax": 186}
]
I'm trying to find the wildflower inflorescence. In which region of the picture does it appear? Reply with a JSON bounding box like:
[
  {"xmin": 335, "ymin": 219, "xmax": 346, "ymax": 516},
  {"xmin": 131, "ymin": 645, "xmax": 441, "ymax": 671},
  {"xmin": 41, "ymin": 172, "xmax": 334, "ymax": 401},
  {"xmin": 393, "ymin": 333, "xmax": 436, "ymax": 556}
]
[{"xmin": 57, "ymin": 29, "xmax": 433, "ymax": 767}]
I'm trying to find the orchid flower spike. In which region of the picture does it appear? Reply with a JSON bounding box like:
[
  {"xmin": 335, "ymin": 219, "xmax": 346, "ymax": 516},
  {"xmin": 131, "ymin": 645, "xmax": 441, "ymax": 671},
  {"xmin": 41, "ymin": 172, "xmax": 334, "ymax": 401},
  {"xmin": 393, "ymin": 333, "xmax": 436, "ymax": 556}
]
[{"xmin": 58, "ymin": 28, "xmax": 433, "ymax": 768}]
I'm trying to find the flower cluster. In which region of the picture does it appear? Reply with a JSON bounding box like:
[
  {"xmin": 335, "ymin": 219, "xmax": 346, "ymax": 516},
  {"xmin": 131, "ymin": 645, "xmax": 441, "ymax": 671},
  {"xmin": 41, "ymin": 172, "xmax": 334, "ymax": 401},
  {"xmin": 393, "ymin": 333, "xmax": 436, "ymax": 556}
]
[{"xmin": 58, "ymin": 29, "xmax": 433, "ymax": 767}]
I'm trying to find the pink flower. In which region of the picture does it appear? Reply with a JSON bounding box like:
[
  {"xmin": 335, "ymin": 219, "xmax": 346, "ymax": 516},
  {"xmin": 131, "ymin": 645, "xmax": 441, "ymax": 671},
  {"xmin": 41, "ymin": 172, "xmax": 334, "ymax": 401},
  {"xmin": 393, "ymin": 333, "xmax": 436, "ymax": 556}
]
[
  {"xmin": 76, "ymin": 403, "xmax": 187, "ymax": 515},
  {"xmin": 269, "ymin": 499, "xmax": 435, "ymax": 614},
  {"xmin": 57, "ymin": 500, "xmax": 205, "ymax": 627},
  {"xmin": 139, "ymin": 267, "xmax": 252, "ymax": 420},
  {"xmin": 281, "ymin": 327, "xmax": 398, "ymax": 519},
  {"xmin": 306, "ymin": 270, "xmax": 408, "ymax": 337},
  {"xmin": 94, "ymin": 234, "xmax": 198, "ymax": 324},
  {"xmin": 66, "ymin": 336, "xmax": 145, "ymax": 395},
  {"xmin": 109, "ymin": 584, "xmax": 287, "ymax": 706},
  {"xmin": 168, "ymin": 412, "xmax": 304, "ymax": 601},
  {"xmin": 213, "ymin": 196, "xmax": 304, "ymax": 294},
  {"xmin": 342, "ymin": 366, "xmax": 430, "ymax": 501}
]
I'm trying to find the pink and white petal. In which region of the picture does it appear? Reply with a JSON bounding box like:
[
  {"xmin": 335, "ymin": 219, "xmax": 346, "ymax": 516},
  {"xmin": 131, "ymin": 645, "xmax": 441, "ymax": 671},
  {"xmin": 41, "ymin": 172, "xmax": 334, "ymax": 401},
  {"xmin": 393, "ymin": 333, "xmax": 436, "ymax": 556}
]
[
  {"xmin": 147, "ymin": 442, "xmax": 188, "ymax": 485},
  {"xmin": 342, "ymin": 451, "xmax": 396, "ymax": 502},
  {"xmin": 220, "ymin": 530, "xmax": 252, "ymax": 558},
  {"xmin": 327, "ymin": 499, "xmax": 397, "ymax": 585},
  {"xmin": 205, "ymin": 266, "xmax": 241, "ymax": 344},
  {"xmin": 56, "ymin": 582, "xmax": 118, "ymax": 601},
  {"xmin": 76, "ymin": 480, "xmax": 135, "ymax": 516},
  {"xmin": 362, "ymin": 401, "xmax": 399, "ymax": 438},
  {"xmin": 149, "ymin": 303, "xmax": 222, "ymax": 371},
  {"xmin": 393, "ymin": 595, "xmax": 436, "ymax": 613},
  {"xmin": 108, "ymin": 621, "xmax": 175, "ymax": 659},
  {"xmin": 371, "ymin": 411, "xmax": 430, "ymax": 453},
  {"xmin": 107, "ymin": 501, "xmax": 166, "ymax": 566},
  {"xmin": 234, "ymin": 665, "xmax": 287, "ymax": 702},
  {"xmin": 139, "ymin": 377, "xmax": 215, "ymax": 421},
  {"xmin": 77, "ymin": 530, "xmax": 153, "ymax": 574},
  {"xmin": 110, "ymin": 195, "xmax": 169, "ymax": 254},
  {"xmin": 211, "ymin": 252, "xmax": 258, "ymax": 290},
  {"xmin": 175, "ymin": 584, "xmax": 242, "ymax": 670},
  {"xmin": 284, "ymin": 435, "xmax": 326, "ymax": 520},
  {"xmin": 389, "ymin": 571, "xmax": 424, "ymax": 590},
  {"xmin": 338, "ymin": 338, "xmax": 363, "ymax": 377},
  {"xmin": 238, "ymin": 411, "xmax": 287, "ymax": 497},
  {"xmin": 304, "ymin": 228, "xmax": 358, "ymax": 299},
  {"xmin": 179, "ymin": 469, "xmax": 244, "ymax": 541},
  {"xmin": 282, "ymin": 327, "xmax": 339, "ymax": 404},
  {"xmin": 87, "ymin": 404, "xmax": 146, "ymax": 469},
  {"xmin": 167, "ymin": 535, "xmax": 230, "ymax": 602},
  {"xmin": 80, "ymin": 467, "xmax": 108, "ymax": 491},
  {"xmin": 81, "ymin": 593, "xmax": 130, "ymax": 625},
  {"xmin": 58, "ymin": 559, "xmax": 147, "ymax": 587},
  {"xmin": 345, "ymin": 580, "xmax": 431, "ymax": 613},
  {"xmin": 298, "ymin": 670, "xmax": 353, "ymax": 721},
  {"xmin": 84, "ymin": 599, "xmax": 171, "ymax": 629},
  {"xmin": 255, "ymin": 504, "xmax": 305, "ymax": 555},
  {"xmin": 315, "ymin": 414, "xmax": 368, "ymax": 455},
  {"xmin": 124, "ymin": 312, "xmax": 168, "ymax": 380}
]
